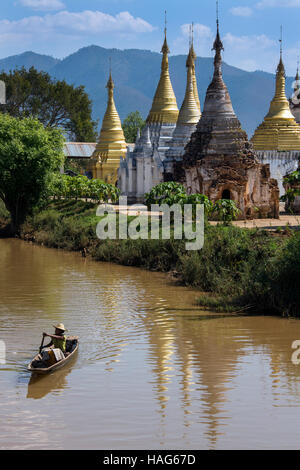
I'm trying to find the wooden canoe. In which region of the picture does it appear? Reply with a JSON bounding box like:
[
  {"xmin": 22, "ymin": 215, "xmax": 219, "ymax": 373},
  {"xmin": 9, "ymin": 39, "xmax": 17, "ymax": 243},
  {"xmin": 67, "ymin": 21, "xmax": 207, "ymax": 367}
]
[{"xmin": 27, "ymin": 336, "xmax": 79, "ymax": 375}]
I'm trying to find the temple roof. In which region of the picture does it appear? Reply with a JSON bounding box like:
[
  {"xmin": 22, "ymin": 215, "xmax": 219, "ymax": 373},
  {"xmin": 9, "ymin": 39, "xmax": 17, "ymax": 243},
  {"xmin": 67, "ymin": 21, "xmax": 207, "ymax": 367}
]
[
  {"xmin": 64, "ymin": 142, "xmax": 96, "ymax": 158},
  {"xmin": 146, "ymin": 29, "xmax": 179, "ymax": 124}
]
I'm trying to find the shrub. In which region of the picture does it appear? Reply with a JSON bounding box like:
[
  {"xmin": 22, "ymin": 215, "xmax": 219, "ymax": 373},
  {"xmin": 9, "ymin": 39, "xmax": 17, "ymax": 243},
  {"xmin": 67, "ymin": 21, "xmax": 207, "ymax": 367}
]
[
  {"xmin": 212, "ymin": 199, "xmax": 240, "ymax": 225},
  {"xmin": 145, "ymin": 182, "xmax": 187, "ymax": 208}
]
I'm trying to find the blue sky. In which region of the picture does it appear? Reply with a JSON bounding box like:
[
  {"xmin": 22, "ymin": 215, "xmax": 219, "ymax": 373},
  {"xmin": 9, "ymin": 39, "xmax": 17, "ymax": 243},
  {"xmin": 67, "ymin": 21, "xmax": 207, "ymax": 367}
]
[{"xmin": 1, "ymin": 0, "xmax": 300, "ymax": 75}]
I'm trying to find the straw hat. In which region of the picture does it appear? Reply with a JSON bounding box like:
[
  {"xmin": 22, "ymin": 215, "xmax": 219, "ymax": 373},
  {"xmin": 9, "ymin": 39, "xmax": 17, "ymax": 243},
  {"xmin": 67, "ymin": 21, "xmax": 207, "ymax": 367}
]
[{"xmin": 53, "ymin": 323, "xmax": 66, "ymax": 332}]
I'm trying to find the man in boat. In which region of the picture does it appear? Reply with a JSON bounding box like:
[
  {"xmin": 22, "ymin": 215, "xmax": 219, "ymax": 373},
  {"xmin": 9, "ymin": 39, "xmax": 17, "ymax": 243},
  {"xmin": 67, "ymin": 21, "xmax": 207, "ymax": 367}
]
[
  {"xmin": 43, "ymin": 323, "xmax": 67, "ymax": 354},
  {"xmin": 40, "ymin": 323, "xmax": 67, "ymax": 365}
]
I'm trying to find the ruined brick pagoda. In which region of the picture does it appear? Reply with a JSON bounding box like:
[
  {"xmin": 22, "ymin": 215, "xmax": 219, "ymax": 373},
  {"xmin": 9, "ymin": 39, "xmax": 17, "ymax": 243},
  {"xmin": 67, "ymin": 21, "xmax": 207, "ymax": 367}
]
[{"xmin": 175, "ymin": 20, "xmax": 279, "ymax": 219}]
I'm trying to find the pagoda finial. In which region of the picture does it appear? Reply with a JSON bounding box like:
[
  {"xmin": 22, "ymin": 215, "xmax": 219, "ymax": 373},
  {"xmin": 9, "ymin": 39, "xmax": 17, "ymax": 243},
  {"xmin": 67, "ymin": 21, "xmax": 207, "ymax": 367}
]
[
  {"xmin": 161, "ymin": 11, "xmax": 170, "ymax": 54},
  {"xmin": 277, "ymin": 26, "xmax": 285, "ymax": 77},
  {"xmin": 213, "ymin": 0, "xmax": 224, "ymax": 53},
  {"xmin": 187, "ymin": 22, "xmax": 201, "ymax": 112},
  {"xmin": 189, "ymin": 23, "xmax": 196, "ymax": 61},
  {"xmin": 106, "ymin": 60, "xmax": 114, "ymax": 93},
  {"xmin": 212, "ymin": 0, "xmax": 224, "ymax": 79},
  {"xmin": 279, "ymin": 25, "xmax": 283, "ymax": 60},
  {"xmin": 295, "ymin": 58, "xmax": 300, "ymax": 84}
]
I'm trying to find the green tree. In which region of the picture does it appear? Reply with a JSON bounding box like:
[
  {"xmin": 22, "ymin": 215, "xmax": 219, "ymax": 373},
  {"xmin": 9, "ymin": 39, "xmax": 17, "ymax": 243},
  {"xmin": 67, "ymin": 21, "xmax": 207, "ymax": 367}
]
[
  {"xmin": 0, "ymin": 113, "xmax": 65, "ymax": 235},
  {"xmin": 0, "ymin": 67, "xmax": 97, "ymax": 142},
  {"xmin": 281, "ymin": 170, "xmax": 300, "ymax": 213},
  {"xmin": 122, "ymin": 111, "xmax": 145, "ymax": 143}
]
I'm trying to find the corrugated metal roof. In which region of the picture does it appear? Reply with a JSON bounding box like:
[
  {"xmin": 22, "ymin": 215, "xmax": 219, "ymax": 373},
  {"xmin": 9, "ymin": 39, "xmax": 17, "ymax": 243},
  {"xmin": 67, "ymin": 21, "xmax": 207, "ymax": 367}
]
[
  {"xmin": 63, "ymin": 143, "xmax": 96, "ymax": 158},
  {"xmin": 63, "ymin": 142, "xmax": 136, "ymax": 158}
]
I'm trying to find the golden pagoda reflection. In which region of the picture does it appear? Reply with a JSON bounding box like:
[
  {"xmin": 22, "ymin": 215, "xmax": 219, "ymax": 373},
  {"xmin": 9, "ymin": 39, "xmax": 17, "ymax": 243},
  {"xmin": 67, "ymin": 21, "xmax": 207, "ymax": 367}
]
[
  {"xmin": 90, "ymin": 68, "xmax": 127, "ymax": 184},
  {"xmin": 251, "ymin": 31, "xmax": 300, "ymax": 151},
  {"xmin": 146, "ymin": 13, "xmax": 179, "ymax": 124}
]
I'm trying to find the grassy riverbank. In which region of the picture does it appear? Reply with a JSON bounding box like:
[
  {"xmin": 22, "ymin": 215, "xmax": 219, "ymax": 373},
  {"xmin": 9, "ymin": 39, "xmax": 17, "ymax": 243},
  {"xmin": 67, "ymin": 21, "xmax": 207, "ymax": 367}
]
[{"xmin": 1, "ymin": 199, "xmax": 300, "ymax": 316}]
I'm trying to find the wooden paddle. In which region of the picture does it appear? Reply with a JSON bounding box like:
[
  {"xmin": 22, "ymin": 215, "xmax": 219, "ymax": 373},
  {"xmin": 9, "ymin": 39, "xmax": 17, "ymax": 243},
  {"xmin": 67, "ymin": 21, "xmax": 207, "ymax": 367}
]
[{"xmin": 39, "ymin": 335, "xmax": 45, "ymax": 354}]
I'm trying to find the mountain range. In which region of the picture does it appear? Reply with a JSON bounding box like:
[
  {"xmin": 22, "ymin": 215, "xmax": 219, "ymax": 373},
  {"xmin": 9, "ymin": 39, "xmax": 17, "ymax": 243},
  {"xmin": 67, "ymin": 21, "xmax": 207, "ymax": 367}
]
[{"xmin": 0, "ymin": 46, "xmax": 296, "ymax": 138}]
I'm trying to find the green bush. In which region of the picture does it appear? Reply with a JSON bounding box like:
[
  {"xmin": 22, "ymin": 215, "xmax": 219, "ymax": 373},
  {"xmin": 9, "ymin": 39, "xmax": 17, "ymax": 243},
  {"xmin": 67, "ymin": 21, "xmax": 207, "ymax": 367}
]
[
  {"xmin": 212, "ymin": 199, "xmax": 240, "ymax": 225},
  {"xmin": 145, "ymin": 182, "xmax": 187, "ymax": 208},
  {"xmin": 50, "ymin": 174, "xmax": 120, "ymax": 203},
  {"xmin": 92, "ymin": 238, "xmax": 184, "ymax": 272},
  {"xmin": 267, "ymin": 232, "xmax": 300, "ymax": 316},
  {"xmin": 145, "ymin": 182, "xmax": 213, "ymax": 218}
]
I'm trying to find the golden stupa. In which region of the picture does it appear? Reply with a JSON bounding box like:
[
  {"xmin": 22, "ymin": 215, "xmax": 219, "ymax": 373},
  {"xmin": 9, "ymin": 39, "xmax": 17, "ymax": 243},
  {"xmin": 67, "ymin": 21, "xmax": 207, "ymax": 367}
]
[
  {"xmin": 91, "ymin": 71, "xmax": 127, "ymax": 184},
  {"xmin": 251, "ymin": 49, "xmax": 300, "ymax": 151},
  {"xmin": 177, "ymin": 44, "xmax": 201, "ymax": 126},
  {"xmin": 146, "ymin": 26, "xmax": 179, "ymax": 124},
  {"xmin": 189, "ymin": 25, "xmax": 201, "ymax": 113}
]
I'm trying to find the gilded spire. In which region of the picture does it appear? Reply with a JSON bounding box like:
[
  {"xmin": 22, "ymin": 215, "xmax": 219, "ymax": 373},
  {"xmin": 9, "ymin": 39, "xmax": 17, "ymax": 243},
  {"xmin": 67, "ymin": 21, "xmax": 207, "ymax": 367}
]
[
  {"xmin": 146, "ymin": 13, "xmax": 179, "ymax": 124},
  {"xmin": 265, "ymin": 54, "xmax": 294, "ymax": 120},
  {"xmin": 91, "ymin": 69, "xmax": 127, "ymax": 183},
  {"xmin": 177, "ymin": 43, "xmax": 201, "ymax": 126},
  {"xmin": 251, "ymin": 33, "xmax": 300, "ymax": 151},
  {"xmin": 189, "ymin": 23, "xmax": 201, "ymax": 112}
]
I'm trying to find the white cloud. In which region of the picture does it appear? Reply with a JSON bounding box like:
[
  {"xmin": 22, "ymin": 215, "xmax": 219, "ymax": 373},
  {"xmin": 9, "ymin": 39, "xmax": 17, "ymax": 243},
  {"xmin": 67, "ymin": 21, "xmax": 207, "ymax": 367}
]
[
  {"xmin": 180, "ymin": 23, "xmax": 212, "ymax": 40},
  {"xmin": 230, "ymin": 7, "xmax": 253, "ymax": 17},
  {"xmin": 223, "ymin": 32, "xmax": 276, "ymax": 51},
  {"xmin": 222, "ymin": 32, "xmax": 278, "ymax": 71},
  {"xmin": 0, "ymin": 10, "xmax": 155, "ymax": 37},
  {"xmin": 19, "ymin": 0, "xmax": 65, "ymax": 10},
  {"xmin": 173, "ymin": 23, "xmax": 213, "ymax": 55},
  {"xmin": 256, "ymin": 0, "xmax": 300, "ymax": 8}
]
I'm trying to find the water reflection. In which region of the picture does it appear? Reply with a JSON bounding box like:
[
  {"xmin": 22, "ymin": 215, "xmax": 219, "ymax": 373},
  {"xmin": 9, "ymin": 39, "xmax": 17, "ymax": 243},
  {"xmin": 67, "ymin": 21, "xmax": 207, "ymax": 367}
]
[
  {"xmin": 1, "ymin": 239, "xmax": 300, "ymax": 449},
  {"xmin": 27, "ymin": 358, "xmax": 78, "ymax": 399}
]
